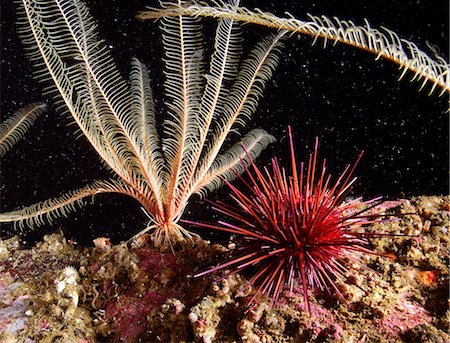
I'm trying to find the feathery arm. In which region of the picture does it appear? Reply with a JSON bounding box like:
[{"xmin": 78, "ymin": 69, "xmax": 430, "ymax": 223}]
[
  {"xmin": 19, "ymin": 0, "xmax": 166, "ymax": 214},
  {"xmin": 138, "ymin": 1, "xmax": 450, "ymax": 94},
  {"xmin": 194, "ymin": 129, "xmax": 275, "ymax": 197},
  {"xmin": 189, "ymin": 31, "xmax": 286, "ymax": 199},
  {"xmin": 0, "ymin": 103, "xmax": 46, "ymax": 157},
  {"xmin": 176, "ymin": 12, "xmax": 243, "ymax": 207},
  {"xmin": 160, "ymin": 4, "xmax": 205, "ymax": 213},
  {"xmin": 0, "ymin": 179, "xmax": 136, "ymax": 230}
]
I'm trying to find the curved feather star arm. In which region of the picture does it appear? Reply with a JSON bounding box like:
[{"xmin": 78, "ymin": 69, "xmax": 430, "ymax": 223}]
[
  {"xmin": 18, "ymin": 0, "xmax": 133, "ymax": 182},
  {"xmin": 194, "ymin": 129, "xmax": 275, "ymax": 197},
  {"xmin": 0, "ymin": 180, "xmax": 137, "ymax": 230},
  {"xmin": 138, "ymin": 1, "xmax": 450, "ymax": 94},
  {"xmin": 52, "ymin": 0, "xmax": 152, "ymax": 170},
  {"xmin": 0, "ymin": 103, "xmax": 46, "ymax": 157},
  {"xmin": 19, "ymin": 0, "xmax": 165, "ymax": 215},
  {"xmin": 173, "ymin": 4, "xmax": 244, "ymax": 211},
  {"xmin": 160, "ymin": 2, "xmax": 205, "ymax": 217},
  {"xmin": 129, "ymin": 58, "xmax": 165, "ymax": 204},
  {"xmin": 187, "ymin": 31, "xmax": 286, "ymax": 204}
]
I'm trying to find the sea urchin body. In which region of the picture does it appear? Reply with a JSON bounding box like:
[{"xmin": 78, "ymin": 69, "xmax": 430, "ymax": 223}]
[{"xmin": 186, "ymin": 127, "xmax": 385, "ymax": 312}]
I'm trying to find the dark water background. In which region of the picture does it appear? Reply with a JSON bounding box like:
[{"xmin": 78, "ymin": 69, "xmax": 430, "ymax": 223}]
[{"xmin": 1, "ymin": 0, "xmax": 448, "ymax": 245}]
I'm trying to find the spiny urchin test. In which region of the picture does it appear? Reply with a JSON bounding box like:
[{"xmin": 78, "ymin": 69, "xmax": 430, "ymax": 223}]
[{"xmin": 186, "ymin": 127, "xmax": 389, "ymax": 312}]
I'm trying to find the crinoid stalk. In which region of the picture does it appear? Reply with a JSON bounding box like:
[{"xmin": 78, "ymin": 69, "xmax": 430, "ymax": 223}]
[{"xmin": 185, "ymin": 127, "xmax": 388, "ymax": 312}]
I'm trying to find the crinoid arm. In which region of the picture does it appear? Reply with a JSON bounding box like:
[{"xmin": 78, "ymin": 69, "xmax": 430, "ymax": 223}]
[
  {"xmin": 19, "ymin": 0, "xmax": 166, "ymax": 212},
  {"xmin": 0, "ymin": 179, "xmax": 135, "ymax": 230},
  {"xmin": 181, "ymin": 30, "xmax": 286, "ymax": 206},
  {"xmin": 194, "ymin": 129, "xmax": 275, "ymax": 197},
  {"xmin": 0, "ymin": 103, "xmax": 46, "ymax": 157},
  {"xmin": 138, "ymin": 1, "xmax": 450, "ymax": 94}
]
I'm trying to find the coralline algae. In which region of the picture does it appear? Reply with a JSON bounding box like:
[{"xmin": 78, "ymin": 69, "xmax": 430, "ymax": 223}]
[{"xmin": 0, "ymin": 196, "xmax": 448, "ymax": 342}]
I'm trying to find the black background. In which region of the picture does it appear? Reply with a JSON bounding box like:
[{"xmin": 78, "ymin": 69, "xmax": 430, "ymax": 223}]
[{"xmin": 1, "ymin": 0, "xmax": 448, "ymax": 245}]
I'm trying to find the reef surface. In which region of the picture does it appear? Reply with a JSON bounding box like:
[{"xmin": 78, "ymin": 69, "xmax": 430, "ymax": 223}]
[{"xmin": 0, "ymin": 196, "xmax": 448, "ymax": 342}]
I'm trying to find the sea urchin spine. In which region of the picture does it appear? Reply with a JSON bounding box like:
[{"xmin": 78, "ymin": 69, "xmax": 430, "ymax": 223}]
[{"xmin": 185, "ymin": 127, "xmax": 387, "ymax": 312}]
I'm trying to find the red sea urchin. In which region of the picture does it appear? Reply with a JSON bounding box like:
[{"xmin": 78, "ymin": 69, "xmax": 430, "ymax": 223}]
[{"xmin": 185, "ymin": 127, "xmax": 389, "ymax": 312}]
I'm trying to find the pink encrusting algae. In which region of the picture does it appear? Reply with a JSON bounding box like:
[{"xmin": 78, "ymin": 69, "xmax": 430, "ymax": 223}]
[
  {"xmin": 185, "ymin": 127, "xmax": 392, "ymax": 312},
  {"xmin": 1, "ymin": 194, "xmax": 448, "ymax": 342}
]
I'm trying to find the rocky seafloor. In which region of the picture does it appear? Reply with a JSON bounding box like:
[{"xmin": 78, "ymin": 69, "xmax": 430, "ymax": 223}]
[{"xmin": 0, "ymin": 196, "xmax": 448, "ymax": 343}]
